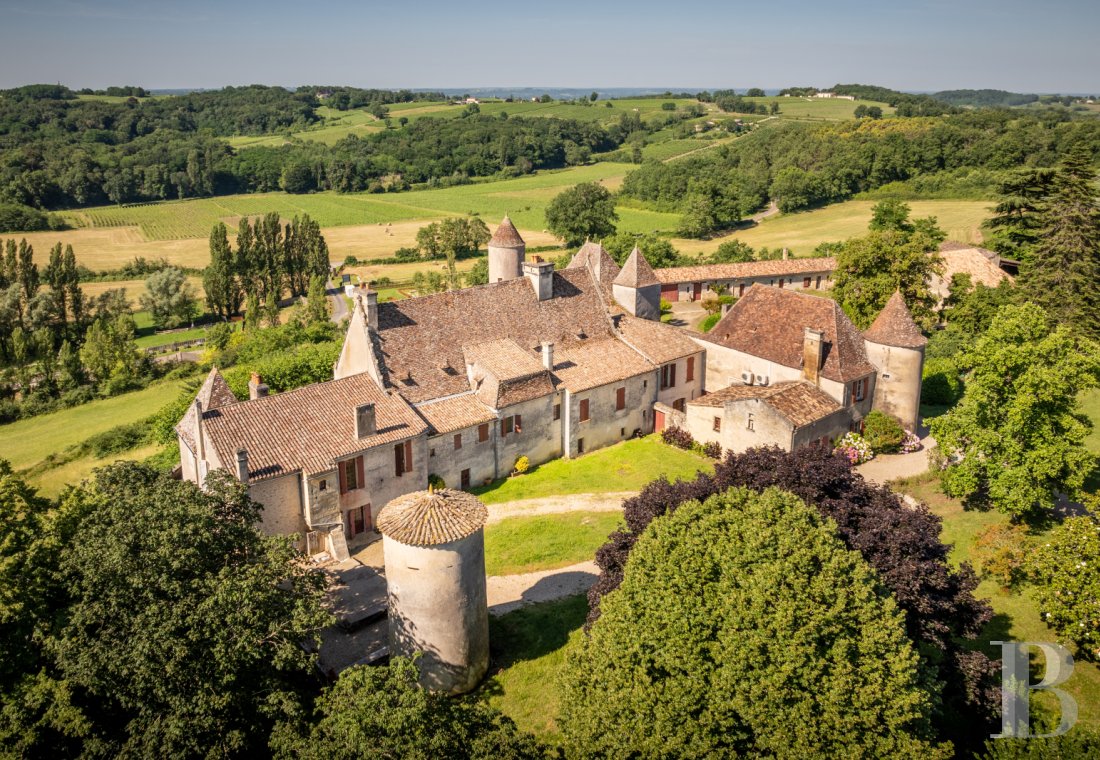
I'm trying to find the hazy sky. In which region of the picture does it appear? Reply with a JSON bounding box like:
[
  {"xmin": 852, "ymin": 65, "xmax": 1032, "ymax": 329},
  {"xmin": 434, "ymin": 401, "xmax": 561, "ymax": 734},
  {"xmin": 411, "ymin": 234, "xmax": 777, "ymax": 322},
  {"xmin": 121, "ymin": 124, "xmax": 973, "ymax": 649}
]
[{"xmin": 1, "ymin": 0, "xmax": 1097, "ymax": 92}]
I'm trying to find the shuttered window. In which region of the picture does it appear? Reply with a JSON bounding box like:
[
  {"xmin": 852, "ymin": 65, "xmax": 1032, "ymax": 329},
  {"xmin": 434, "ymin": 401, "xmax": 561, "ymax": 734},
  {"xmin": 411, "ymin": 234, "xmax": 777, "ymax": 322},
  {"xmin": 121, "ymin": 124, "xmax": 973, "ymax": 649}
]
[
  {"xmin": 686, "ymin": 357, "xmax": 695, "ymax": 382},
  {"xmin": 478, "ymin": 423, "xmax": 489, "ymax": 443},
  {"xmin": 615, "ymin": 387, "xmax": 626, "ymax": 411},
  {"xmin": 579, "ymin": 399, "xmax": 590, "ymax": 422}
]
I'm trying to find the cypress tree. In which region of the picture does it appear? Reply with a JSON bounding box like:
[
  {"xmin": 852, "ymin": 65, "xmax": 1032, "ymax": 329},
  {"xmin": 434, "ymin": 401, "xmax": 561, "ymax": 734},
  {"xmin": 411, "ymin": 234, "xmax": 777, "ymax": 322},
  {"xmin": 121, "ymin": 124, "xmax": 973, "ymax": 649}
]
[{"xmin": 1021, "ymin": 146, "xmax": 1100, "ymax": 338}]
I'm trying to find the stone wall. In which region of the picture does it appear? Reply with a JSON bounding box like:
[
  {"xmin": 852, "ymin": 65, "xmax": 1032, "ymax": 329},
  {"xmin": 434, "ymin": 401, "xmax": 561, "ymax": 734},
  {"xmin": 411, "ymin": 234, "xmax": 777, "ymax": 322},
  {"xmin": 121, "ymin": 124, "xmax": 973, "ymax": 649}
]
[
  {"xmin": 249, "ymin": 473, "xmax": 307, "ymax": 538},
  {"xmin": 656, "ymin": 350, "xmax": 706, "ymax": 406},
  {"xmin": 565, "ymin": 372, "xmax": 656, "ymax": 457}
]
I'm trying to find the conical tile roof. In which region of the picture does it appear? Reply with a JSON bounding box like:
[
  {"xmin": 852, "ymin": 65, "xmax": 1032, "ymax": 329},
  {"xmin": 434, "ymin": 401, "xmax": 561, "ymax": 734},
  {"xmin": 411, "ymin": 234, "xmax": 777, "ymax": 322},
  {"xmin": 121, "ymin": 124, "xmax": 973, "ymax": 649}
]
[
  {"xmin": 377, "ymin": 488, "xmax": 488, "ymax": 546},
  {"xmin": 863, "ymin": 291, "xmax": 927, "ymax": 348},
  {"xmin": 612, "ymin": 246, "xmax": 660, "ymax": 288},
  {"xmin": 488, "ymin": 216, "xmax": 525, "ymax": 248}
]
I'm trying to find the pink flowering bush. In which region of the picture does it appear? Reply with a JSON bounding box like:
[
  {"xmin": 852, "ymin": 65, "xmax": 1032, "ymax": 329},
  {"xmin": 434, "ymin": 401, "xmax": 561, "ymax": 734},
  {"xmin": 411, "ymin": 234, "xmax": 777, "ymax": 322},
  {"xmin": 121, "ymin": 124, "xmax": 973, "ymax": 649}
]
[
  {"xmin": 900, "ymin": 430, "xmax": 922, "ymax": 454},
  {"xmin": 833, "ymin": 432, "xmax": 874, "ymax": 465}
]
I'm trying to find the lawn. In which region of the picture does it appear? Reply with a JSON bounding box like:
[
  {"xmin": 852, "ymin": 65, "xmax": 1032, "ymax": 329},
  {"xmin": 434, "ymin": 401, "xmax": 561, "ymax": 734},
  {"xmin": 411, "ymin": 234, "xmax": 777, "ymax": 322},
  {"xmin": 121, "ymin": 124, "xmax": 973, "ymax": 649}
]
[
  {"xmin": 0, "ymin": 380, "xmax": 184, "ymax": 472},
  {"xmin": 484, "ymin": 511, "xmax": 623, "ymax": 576},
  {"xmin": 478, "ymin": 594, "xmax": 588, "ymax": 743},
  {"xmin": 471, "ymin": 435, "xmax": 712, "ymax": 505},
  {"xmin": 672, "ymin": 199, "xmax": 994, "ymax": 258},
  {"xmin": 893, "ymin": 472, "xmax": 1100, "ymax": 730},
  {"xmin": 31, "ymin": 442, "xmax": 164, "ymax": 497}
]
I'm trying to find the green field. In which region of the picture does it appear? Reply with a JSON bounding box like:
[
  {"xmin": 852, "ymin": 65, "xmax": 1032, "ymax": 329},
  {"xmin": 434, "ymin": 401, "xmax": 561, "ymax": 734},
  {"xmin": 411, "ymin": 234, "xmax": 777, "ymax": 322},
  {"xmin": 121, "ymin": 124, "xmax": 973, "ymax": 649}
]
[
  {"xmin": 739, "ymin": 96, "xmax": 895, "ymax": 121},
  {"xmin": 484, "ymin": 511, "xmax": 623, "ymax": 576},
  {"xmin": 0, "ymin": 380, "xmax": 184, "ymax": 473},
  {"xmin": 472, "ymin": 436, "xmax": 711, "ymax": 505}
]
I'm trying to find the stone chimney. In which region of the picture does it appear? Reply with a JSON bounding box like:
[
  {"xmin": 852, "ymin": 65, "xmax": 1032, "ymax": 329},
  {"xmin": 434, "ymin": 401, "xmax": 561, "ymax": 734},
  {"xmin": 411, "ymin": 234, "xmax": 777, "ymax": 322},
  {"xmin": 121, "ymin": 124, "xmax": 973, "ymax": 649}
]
[
  {"xmin": 782, "ymin": 247, "xmax": 790, "ymax": 261},
  {"xmin": 193, "ymin": 399, "xmax": 205, "ymax": 460},
  {"xmin": 802, "ymin": 328, "xmax": 824, "ymax": 385},
  {"xmin": 355, "ymin": 403, "xmax": 377, "ymax": 438},
  {"xmin": 541, "ymin": 341, "xmax": 554, "ymax": 371},
  {"xmin": 235, "ymin": 448, "xmax": 249, "ymax": 483},
  {"xmin": 361, "ymin": 283, "xmax": 379, "ymax": 330},
  {"xmin": 248, "ymin": 372, "xmax": 269, "ymax": 400},
  {"xmin": 523, "ymin": 258, "xmax": 554, "ymax": 301}
]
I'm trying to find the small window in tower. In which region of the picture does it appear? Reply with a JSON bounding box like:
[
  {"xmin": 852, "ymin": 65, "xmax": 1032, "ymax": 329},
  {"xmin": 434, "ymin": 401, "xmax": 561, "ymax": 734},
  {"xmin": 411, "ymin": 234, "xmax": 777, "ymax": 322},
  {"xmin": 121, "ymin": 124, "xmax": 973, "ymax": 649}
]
[
  {"xmin": 713, "ymin": 416, "xmax": 722, "ymax": 432},
  {"xmin": 318, "ymin": 479, "xmax": 327, "ymax": 492},
  {"xmin": 553, "ymin": 403, "xmax": 561, "ymax": 421},
  {"xmin": 747, "ymin": 413, "xmax": 755, "ymax": 431}
]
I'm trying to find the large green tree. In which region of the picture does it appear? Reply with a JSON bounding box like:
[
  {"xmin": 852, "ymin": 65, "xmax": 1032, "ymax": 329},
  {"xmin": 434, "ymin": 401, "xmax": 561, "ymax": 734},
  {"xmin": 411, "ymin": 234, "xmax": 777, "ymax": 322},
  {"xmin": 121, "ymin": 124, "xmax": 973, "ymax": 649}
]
[
  {"xmin": 203, "ymin": 221, "xmax": 240, "ymax": 319},
  {"xmin": 560, "ymin": 487, "xmax": 948, "ymax": 759},
  {"xmin": 929, "ymin": 303, "xmax": 1100, "ymax": 519},
  {"xmin": 139, "ymin": 266, "xmax": 198, "ymax": 328},
  {"xmin": 271, "ymin": 658, "xmax": 548, "ymax": 759},
  {"xmin": 983, "ymin": 167, "xmax": 1056, "ymax": 264},
  {"xmin": 1019, "ymin": 146, "xmax": 1100, "ymax": 339},
  {"xmin": 544, "ymin": 182, "xmax": 618, "ymax": 246}
]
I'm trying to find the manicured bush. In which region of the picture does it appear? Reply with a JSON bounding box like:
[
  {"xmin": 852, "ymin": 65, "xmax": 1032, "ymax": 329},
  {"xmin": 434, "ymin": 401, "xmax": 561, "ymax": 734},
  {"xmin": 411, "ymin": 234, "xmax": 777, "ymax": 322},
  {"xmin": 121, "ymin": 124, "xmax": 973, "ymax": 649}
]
[
  {"xmin": 660, "ymin": 426, "xmax": 694, "ymax": 450},
  {"xmin": 699, "ymin": 313, "xmax": 720, "ymax": 332},
  {"xmin": 862, "ymin": 410, "xmax": 906, "ymax": 453}
]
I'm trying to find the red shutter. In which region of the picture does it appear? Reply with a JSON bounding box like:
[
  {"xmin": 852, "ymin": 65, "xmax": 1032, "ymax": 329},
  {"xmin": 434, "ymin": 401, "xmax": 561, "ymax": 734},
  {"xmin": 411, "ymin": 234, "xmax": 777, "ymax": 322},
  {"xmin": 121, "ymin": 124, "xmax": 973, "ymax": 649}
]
[
  {"xmin": 356, "ymin": 456, "xmax": 364, "ymax": 489},
  {"xmin": 515, "ymin": 414, "xmax": 522, "ymax": 433},
  {"xmin": 616, "ymin": 387, "xmax": 625, "ymax": 410},
  {"xmin": 404, "ymin": 440, "xmax": 413, "ymax": 471},
  {"xmin": 686, "ymin": 357, "xmax": 694, "ymax": 382},
  {"xmin": 501, "ymin": 418, "xmax": 508, "ymax": 436},
  {"xmin": 338, "ymin": 460, "xmax": 347, "ymax": 494},
  {"xmin": 395, "ymin": 444, "xmax": 404, "ymax": 476}
]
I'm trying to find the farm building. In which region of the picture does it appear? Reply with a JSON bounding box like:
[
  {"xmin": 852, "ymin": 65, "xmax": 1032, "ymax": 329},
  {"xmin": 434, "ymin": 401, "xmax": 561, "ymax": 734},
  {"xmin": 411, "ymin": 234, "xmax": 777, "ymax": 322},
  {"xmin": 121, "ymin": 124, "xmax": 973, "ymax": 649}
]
[
  {"xmin": 930, "ymin": 241, "xmax": 1017, "ymax": 304},
  {"xmin": 655, "ymin": 256, "xmax": 836, "ymax": 302}
]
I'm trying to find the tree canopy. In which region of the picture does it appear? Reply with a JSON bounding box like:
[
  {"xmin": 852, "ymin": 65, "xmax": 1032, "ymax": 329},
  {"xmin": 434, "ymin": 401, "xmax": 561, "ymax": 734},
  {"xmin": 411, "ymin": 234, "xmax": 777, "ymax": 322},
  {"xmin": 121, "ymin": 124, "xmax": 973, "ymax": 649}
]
[
  {"xmin": 544, "ymin": 182, "xmax": 619, "ymax": 246},
  {"xmin": 562, "ymin": 486, "xmax": 949, "ymax": 758}
]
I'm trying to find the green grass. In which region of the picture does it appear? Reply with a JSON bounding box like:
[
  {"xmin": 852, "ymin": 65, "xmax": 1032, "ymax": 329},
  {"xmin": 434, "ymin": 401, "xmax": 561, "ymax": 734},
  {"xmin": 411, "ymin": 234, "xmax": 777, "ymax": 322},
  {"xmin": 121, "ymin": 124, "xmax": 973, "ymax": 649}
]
[
  {"xmin": 484, "ymin": 511, "xmax": 623, "ymax": 576},
  {"xmin": 31, "ymin": 442, "xmax": 164, "ymax": 497},
  {"xmin": 739, "ymin": 96, "xmax": 895, "ymax": 121},
  {"xmin": 471, "ymin": 436, "xmax": 712, "ymax": 505},
  {"xmin": 479, "ymin": 594, "xmax": 588, "ymax": 743},
  {"xmin": 893, "ymin": 472, "xmax": 1100, "ymax": 729},
  {"xmin": 0, "ymin": 380, "xmax": 184, "ymax": 472}
]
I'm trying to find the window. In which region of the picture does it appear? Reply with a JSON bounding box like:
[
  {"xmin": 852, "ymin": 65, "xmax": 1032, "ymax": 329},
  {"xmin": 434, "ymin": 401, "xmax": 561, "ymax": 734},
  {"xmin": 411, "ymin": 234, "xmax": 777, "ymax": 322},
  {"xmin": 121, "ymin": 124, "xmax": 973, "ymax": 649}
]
[
  {"xmin": 577, "ymin": 437, "xmax": 585, "ymax": 454},
  {"xmin": 853, "ymin": 377, "xmax": 867, "ymax": 402},
  {"xmin": 713, "ymin": 416, "xmax": 722, "ymax": 432},
  {"xmin": 453, "ymin": 433, "xmax": 462, "ymax": 450},
  {"xmin": 342, "ymin": 458, "xmax": 360, "ymax": 492},
  {"xmin": 672, "ymin": 398, "xmax": 686, "ymax": 412},
  {"xmin": 660, "ymin": 363, "xmax": 677, "ymax": 390},
  {"xmin": 686, "ymin": 357, "xmax": 695, "ymax": 382},
  {"xmin": 815, "ymin": 276, "xmax": 822, "ymax": 289},
  {"xmin": 579, "ymin": 399, "xmax": 590, "ymax": 422},
  {"xmin": 429, "ymin": 447, "xmax": 436, "ymax": 458},
  {"xmin": 501, "ymin": 414, "xmax": 523, "ymax": 436},
  {"xmin": 478, "ymin": 423, "xmax": 489, "ymax": 443},
  {"xmin": 778, "ymin": 278, "xmax": 785, "ymax": 288},
  {"xmin": 738, "ymin": 283, "xmax": 746, "ymax": 297},
  {"xmin": 394, "ymin": 440, "xmax": 413, "ymax": 477},
  {"xmin": 615, "ymin": 387, "xmax": 626, "ymax": 411},
  {"xmin": 318, "ymin": 479, "xmax": 327, "ymax": 492},
  {"xmin": 553, "ymin": 403, "xmax": 561, "ymax": 421},
  {"xmin": 803, "ymin": 277, "xmax": 811, "ymax": 288},
  {"xmin": 620, "ymin": 427, "xmax": 626, "ymax": 437},
  {"xmin": 501, "ymin": 416, "xmax": 514, "ymax": 436},
  {"xmin": 460, "ymin": 469, "xmax": 471, "ymax": 490},
  {"xmin": 747, "ymin": 413, "xmax": 755, "ymax": 431}
]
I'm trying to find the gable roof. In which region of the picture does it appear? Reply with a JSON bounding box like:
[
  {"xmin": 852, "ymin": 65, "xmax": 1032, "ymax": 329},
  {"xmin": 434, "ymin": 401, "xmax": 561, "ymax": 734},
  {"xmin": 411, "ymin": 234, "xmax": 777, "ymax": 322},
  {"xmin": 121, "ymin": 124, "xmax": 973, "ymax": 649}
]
[
  {"xmin": 567, "ymin": 241, "xmax": 621, "ymax": 284},
  {"xmin": 654, "ymin": 256, "xmax": 836, "ymax": 285},
  {"xmin": 701, "ymin": 284, "xmax": 875, "ymax": 383},
  {"xmin": 613, "ymin": 246, "xmax": 660, "ymax": 288},
  {"xmin": 176, "ymin": 368, "xmax": 237, "ymax": 450},
  {"xmin": 689, "ymin": 380, "xmax": 843, "ymax": 428},
  {"xmin": 552, "ymin": 337, "xmax": 654, "ymax": 392},
  {"xmin": 863, "ymin": 291, "xmax": 927, "ymax": 348},
  {"xmin": 616, "ymin": 314, "xmax": 702, "ymax": 365},
  {"xmin": 334, "ymin": 295, "xmax": 386, "ymax": 385},
  {"xmin": 201, "ymin": 373, "xmax": 427, "ymax": 482},
  {"xmin": 489, "ymin": 216, "xmax": 525, "ymax": 248}
]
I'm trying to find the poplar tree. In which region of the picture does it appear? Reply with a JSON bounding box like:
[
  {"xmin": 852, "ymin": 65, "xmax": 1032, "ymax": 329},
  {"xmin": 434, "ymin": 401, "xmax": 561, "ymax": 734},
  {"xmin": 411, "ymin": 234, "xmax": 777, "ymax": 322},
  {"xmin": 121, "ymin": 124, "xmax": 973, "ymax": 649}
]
[
  {"xmin": 1019, "ymin": 147, "xmax": 1100, "ymax": 339},
  {"xmin": 203, "ymin": 222, "xmax": 239, "ymax": 319}
]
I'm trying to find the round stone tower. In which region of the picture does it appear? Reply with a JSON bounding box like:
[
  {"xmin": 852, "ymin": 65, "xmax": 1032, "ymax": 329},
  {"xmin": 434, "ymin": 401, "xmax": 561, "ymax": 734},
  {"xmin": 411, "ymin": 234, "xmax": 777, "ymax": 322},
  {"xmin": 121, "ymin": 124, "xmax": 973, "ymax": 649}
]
[
  {"xmin": 862, "ymin": 291, "xmax": 927, "ymax": 433},
  {"xmin": 487, "ymin": 216, "xmax": 525, "ymax": 283},
  {"xmin": 377, "ymin": 487, "xmax": 489, "ymax": 694}
]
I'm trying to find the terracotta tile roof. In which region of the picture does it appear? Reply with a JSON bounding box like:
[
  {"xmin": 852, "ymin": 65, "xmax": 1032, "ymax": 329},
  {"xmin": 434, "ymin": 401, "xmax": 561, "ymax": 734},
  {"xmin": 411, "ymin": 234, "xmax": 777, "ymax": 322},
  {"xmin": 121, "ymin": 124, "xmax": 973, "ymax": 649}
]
[
  {"xmin": 567, "ymin": 242, "xmax": 621, "ymax": 284},
  {"xmin": 613, "ymin": 246, "xmax": 660, "ymax": 288},
  {"xmin": 553, "ymin": 337, "xmax": 654, "ymax": 392},
  {"xmin": 201, "ymin": 373, "xmax": 427, "ymax": 482},
  {"xmin": 702, "ymin": 285, "xmax": 875, "ymax": 383},
  {"xmin": 863, "ymin": 291, "xmax": 927, "ymax": 349},
  {"xmin": 654, "ymin": 256, "xmax": 836, "ymax": 285},
  {"xmin": 689, "ymin": 380, "xmax": 843, "ymax": 428},
  {"xmin": 377, "ymin": 488, "xmax": 488, "ymax": 547},
  {"xmin": 176, "ymin": 368, "xmax": 237, "ymax": 450},
  {"xmin": 488, "ymin": 216, "xmax": 525, "ymax": 248},
  {"xmin": 463, "ymin": 338, "xmax": 545, "ymax": 381},
  {"xmin": 414, "ymin": 394, "xmax": 496, "ymax": 436},
  {"xmin": 616, "ymin": 314, "xmax": 702, "ymax": 364},
  {"xmin": 932, "ymin": 247, "xmax": 1013, "ymax": 294},
  {"xmin": 375, "ymin": 269, "xmax": 615, "ymax": 403}
]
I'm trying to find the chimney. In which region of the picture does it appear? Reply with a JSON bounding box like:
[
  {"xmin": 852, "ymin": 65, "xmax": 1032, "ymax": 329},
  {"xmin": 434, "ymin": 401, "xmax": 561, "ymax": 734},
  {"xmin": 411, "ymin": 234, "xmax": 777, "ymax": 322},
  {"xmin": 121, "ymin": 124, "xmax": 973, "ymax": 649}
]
[
  {"xmin": 720, "ymin": 302, "xmax": 732, "ymax": 316},
  {"xmin": 363, "ymin": 284, "xmax": 378, "ymax": 331},
  {"xmin": 248, "ymin": 372, "xmax": 269, "ymax": 400},
  {"xmin": 235, "ymin": 448, "xmax": 249, "ymax": 483},
  {"xmin": 541, "ymin": 341, "xmax": 554, "ymax": 371},
  {"xmin": 193, "ymin": 399, "xmax": 205, "ymax": 460},
  {"xmin": 355, "ymin": 403, "xmax": 377, "ymax": 438},
  {"xmin": 782, "ymin": 247, "xmax": 789, "ymax": 261},
  {"xmin": 802, "ymin": 328, "xmax": 824, "ymax": 385},
  {"xmin": 522, "ymin": 259, "xmax": 554, "ymax": 301}
]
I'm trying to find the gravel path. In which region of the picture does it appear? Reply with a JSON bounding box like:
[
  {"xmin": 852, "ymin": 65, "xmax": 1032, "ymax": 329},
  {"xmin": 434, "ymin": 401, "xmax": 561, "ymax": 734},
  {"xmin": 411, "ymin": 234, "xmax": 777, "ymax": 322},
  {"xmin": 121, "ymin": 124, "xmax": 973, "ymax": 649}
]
[
  {"xmin": 487, "ymin": 560, "xmax": 599, "ymax": 616},
  {"xmin": 855, "ymin": 433, "xmax": 937, "ymax": 485},
  {"xmin": 485, "ymin": 492, "xmax": 634, "ymax": 524}
]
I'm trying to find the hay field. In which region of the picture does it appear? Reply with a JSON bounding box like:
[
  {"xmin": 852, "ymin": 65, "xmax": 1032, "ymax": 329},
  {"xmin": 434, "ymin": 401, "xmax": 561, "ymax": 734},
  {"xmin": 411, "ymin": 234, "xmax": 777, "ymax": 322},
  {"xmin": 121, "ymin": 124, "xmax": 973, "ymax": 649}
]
[{"xmin": 671, "ymin": 199, "xmax": 993, "ymax": 258}]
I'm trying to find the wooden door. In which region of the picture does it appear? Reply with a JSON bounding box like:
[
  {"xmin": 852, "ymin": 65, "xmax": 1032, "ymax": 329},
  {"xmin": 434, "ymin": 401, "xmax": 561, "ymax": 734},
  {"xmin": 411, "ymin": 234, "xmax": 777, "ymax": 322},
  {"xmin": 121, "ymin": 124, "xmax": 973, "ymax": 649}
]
[
  {"xmin": 460, "ymin": 469, "xmax": 471, "ymax": 490},
  {"xmin": 654, "ymin": 409, "xmax": 666, "ymax": 432},
  {"xmin": 693, "ymin": 283, "xmax": 702, "ymax": 300}
]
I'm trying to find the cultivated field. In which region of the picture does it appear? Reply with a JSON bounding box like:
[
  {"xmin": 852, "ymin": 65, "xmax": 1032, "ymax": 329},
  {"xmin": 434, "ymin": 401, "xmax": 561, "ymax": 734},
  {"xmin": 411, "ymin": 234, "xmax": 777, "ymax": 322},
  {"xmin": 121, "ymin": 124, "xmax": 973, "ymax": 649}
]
[
  {"xmin": 671, "ymin": 199, "xmax": 994, "ymax": 258},
  {"xmin": 739, "ymin": 96, "xmax": 895, "ymax": 120}
]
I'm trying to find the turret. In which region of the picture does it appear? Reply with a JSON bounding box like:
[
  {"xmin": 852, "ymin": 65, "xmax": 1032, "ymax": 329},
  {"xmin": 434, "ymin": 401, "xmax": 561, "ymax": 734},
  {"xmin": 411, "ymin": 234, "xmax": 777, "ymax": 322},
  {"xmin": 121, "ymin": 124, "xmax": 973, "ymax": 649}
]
[
  {"xmin": 612, "ymin": 246, "xmax": 661, "ymax": 320},
  {"xmin": 487, "ymin": 216, "xmax": 525, "ymax": 283},
  {"xmin": 862, "ymin": 291, "xmax": 927, "ymax": 432}
]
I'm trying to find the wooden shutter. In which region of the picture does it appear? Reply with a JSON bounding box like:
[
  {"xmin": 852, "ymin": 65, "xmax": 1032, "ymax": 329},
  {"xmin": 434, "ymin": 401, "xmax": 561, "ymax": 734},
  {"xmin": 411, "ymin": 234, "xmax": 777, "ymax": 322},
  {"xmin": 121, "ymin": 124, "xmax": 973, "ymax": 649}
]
[
  {"xmin": 454, "ymin": 433, "xmax": 462, "ymax": 450},
  {"xmin": 355, "ymin": 456, "xmax": 364, "ymax": 490},
  {"xmin": 338, "ymin": 460, "xmax": 347, "ymax": 493},
  {"xmin": 670, "ymin": 364, "xmax": 677, "ymax": 387},
  {"xmin": 394, "ymin": 444, "xmax": 404, "ymax": 476},
  {"xmin": 686, "ymin": 357, "xmax": 694, "ymax": 382},
  {"xmin": 404, "ymin": 440, "xmax": 413, "ymax": 471},
  {"xmin": 515, "ymin": 414, "xmax": 522, "ymax": 433},
  {"xmin": 616, "ymin": 387, "xmax": 625, "ymax": 410},
  {"xmin": 580, "ymin": 399, "xmax": 589, "ymax": 422}
]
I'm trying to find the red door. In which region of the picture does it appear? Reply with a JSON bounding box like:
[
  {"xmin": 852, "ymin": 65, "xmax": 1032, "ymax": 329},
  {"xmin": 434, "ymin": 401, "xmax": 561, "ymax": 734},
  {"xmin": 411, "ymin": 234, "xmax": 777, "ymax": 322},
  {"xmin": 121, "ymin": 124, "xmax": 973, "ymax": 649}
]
[
  {"xmin": 693, "ymin": 283, "xmax": 702, "ymax": 301},
  {"xmin": 661, "ymin": 284, "xmax": 679, "ymax": 303},
  {"xmin": 655, "ymin": 410, "xmax": 666, "ymax": 432}
]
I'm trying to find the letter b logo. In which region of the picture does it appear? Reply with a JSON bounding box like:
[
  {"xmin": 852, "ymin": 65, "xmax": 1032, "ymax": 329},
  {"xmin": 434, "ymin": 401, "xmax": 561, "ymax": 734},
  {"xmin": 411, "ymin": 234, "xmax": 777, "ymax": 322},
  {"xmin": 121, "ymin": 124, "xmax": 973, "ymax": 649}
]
[{"xmin": 992, "ymin": 641, "xmax": 1077, "ymax": 739}]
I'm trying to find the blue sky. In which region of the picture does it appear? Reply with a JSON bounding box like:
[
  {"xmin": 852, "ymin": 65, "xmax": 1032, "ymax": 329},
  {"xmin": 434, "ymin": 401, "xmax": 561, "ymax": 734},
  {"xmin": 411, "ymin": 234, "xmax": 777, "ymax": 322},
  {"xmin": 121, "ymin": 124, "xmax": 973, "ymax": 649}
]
[{"xmin": 1, "ymin": 0, "xmax": 1097, "ymax": 92}]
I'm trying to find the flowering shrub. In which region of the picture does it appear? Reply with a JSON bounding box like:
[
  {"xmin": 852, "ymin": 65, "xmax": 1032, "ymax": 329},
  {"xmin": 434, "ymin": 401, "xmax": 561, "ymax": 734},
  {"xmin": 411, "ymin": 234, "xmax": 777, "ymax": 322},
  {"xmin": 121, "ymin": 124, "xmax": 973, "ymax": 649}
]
[
  {"xmin": 661, "ymin": 426, "xmax": 695, "ymax": 450},
  {"xmin": 833, "ymin": 432, "xmax": 874, "ymax": 465},
  {"xmin": 513, "ymin": 455, "xmax": 530, "ymax": 475},
  {"xmin": 899, "ymin": 430, "xmax": 921, "ymax": 453},
  {"xmin": 1030, "ymin": 508, "xmax": 1100, "ymax": 661}
]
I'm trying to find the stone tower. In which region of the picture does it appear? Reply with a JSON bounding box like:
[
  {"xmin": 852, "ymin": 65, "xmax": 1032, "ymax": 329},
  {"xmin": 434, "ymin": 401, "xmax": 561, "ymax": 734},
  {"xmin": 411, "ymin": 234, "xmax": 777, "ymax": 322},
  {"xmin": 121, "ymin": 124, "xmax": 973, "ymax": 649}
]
[
  {"xmin": 487, "ymin": 216, "xmax": 525, "ymax": 283},
  {"xmin": 612, "ymin": 245, "xmax": 661, "ymax": 320},
  {"xmin": 377, "ymin": 487, "xmax": 489, "ymax": 694},
  {"xmin": 862, "ymin": 291, "xmax": 927, "ymax": 432}
]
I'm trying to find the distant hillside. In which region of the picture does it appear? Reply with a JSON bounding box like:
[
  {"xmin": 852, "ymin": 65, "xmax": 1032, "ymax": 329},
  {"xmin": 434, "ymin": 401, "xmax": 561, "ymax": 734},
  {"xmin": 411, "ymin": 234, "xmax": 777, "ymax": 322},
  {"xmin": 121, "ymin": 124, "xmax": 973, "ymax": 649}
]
[
  {"xmin": 933, "ymin": 89, "xmax": 1039, "ymax": 107},
  {"xmin": 829, "ymin": 84, "xmax": 955, "ymax": 116}
]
